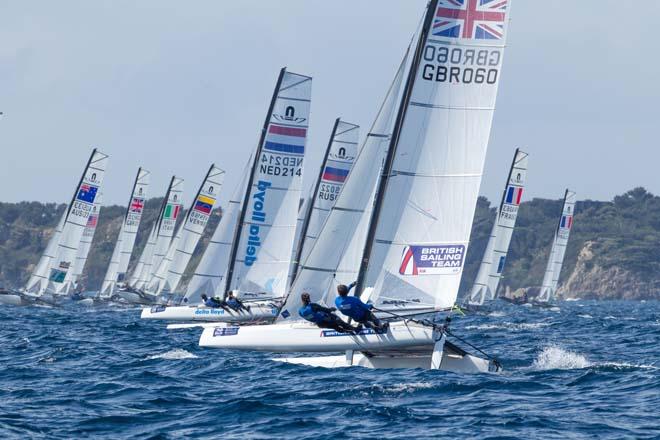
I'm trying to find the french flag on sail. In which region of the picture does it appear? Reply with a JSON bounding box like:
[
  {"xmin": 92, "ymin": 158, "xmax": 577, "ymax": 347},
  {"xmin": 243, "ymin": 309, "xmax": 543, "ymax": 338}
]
[
  {"xmin": 561, "ymin": 215, "xmax": 573, "ymax": 229},
  {"xmin": 264, "ymin": 124, "xmax": 307, "ymax": 155},
  {"xmin": 322, "ymin": 166, "xmax": 349, "ymax": 183},
  {"xmin": 505, "ymin": 186, "xmax": 523, "ymax": 205}
]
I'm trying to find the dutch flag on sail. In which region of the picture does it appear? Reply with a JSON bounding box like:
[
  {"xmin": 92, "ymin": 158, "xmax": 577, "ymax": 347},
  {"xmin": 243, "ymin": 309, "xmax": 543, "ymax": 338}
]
[
  {"xmin": 264, "ymin": 124, "xmax": 307, "ymax": 155},
  {"xmin": 560, "ymin": 215, "xmax": 573, "ymax": 229},
  {"xmin": 322, "ymin": 166, "xmax": 349, "ymax": 183},
  {"xmin": 505, "ymin": 186, "xmax": 523, "ymax": 205}
]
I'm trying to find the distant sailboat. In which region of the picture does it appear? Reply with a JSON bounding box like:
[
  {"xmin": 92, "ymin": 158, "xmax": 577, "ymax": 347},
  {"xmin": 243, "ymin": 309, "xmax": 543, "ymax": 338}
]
[
  {"xmin": 99, "ymin": 168, "xmax": 150, "ymax": 299},
  {"xmin": 466, "ymin": 149, "xmax": 528, "ymax": 307},
  {"xmin": 198, "ymin": 0, "xmax": 512, "ymax": 373},
  {"xmin": 120, "ymin": 176, "xmax": 184, "ymax": 303},
  {"xmin": 141, "ymin": 68, "xmax": 312, "ymax": 321},
  {"xmin": 0, "ymin": 149, "xmax": 109, "ymax": 306},
  {"xmin": 143, "ymin": 165, "xmax": 225, "ymax": 301},
  {"xmin": 537, "ymin": 189, "xmax": 577, "ymax": 303}
]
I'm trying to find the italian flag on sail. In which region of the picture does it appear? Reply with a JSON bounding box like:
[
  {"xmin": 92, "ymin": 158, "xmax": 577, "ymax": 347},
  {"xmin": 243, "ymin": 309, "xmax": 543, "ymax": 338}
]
[{"xmin": 164, "ymin": 203, "xmax": 181, "ymax": 219}]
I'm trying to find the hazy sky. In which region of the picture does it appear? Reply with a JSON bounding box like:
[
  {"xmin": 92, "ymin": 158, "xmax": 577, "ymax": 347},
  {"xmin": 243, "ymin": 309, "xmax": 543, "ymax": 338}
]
[{"xmin": 1, "ymin": 1, "xmax": 658, "ymax": 206}]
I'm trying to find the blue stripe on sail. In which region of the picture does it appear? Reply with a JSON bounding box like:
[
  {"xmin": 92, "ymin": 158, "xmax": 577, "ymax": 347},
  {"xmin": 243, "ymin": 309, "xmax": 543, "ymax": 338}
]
[{"xmin": 264, "ymin": 141, "xmax": 304, "ymax": 154}]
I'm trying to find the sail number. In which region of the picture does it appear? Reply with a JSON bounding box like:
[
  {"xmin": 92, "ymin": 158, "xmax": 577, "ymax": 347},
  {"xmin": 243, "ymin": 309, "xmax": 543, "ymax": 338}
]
[
  {"xmin": 260, "ymin": 153, "xmax": 302, "ymax": 177},
  {"xmin": 422, "ymin": 44, "xmax": 501, "ymax": 85},
  {"xmin": 319, "ymin": 183, "xmax": 341, "ymax": 202}
]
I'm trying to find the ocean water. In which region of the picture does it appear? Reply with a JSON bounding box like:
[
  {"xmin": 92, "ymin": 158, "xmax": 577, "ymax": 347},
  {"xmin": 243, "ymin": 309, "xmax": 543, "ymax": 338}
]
[{"xmin": 1, "ymin": 300, "xmax": 658, "ymax": 439}]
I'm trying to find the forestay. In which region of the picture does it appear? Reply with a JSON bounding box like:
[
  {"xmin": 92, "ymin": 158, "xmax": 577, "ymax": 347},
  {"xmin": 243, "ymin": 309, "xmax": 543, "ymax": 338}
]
[
  {"xmin": 70, "ymin": 192, "xmax": 103, "ymax": 290},
  {"xmin": 277, "ymin": 53, "xmax": 407, "ymax": 321},
  {"xmin": 468, "ymin": 149, "xmax": 528, "ymax": 305},
  {"xmin": 146, "ymin": 165, "xmax": 225, "ymax": 296},
  {"xmin": 50, "ymin": 149, "xmax": 109, "ymax": 296},
  {"xmin": 131, "ymin": 176, "xmax": 184, "ymax": 290},
  {"xmin": 183, "ymin": 161, "xmax": 250, "ymax": 304},
  {"xmin": 359, "ymin": 0, "xmax": 513, "ymax": 313},
  {"xmin": 100, "ymin": 168, "xmax": 150, "ymax": 297},
  {"xmin": 538, "ymin": 189, "xmax": 577, "ymax": 302},
  {"xmin": 227, "ymin": 69, "xmax": 312, "ymax": 299}
]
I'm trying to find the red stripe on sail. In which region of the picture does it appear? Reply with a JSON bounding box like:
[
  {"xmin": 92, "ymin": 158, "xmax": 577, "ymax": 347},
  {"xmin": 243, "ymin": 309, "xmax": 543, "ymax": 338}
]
[{"xmin": 269, "ymin": 124, "xmax": 307, "ymax": 137}]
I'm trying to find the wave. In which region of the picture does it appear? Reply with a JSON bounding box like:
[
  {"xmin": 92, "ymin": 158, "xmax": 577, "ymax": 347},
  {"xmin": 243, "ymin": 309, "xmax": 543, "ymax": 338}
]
[
  {"xmin": 531, "ymin": 346, "xmax": 590, "ymax": 370},
  {"xmin": 465, "ymin": 322, "xmax": 550, "ymax": 331},
  {"xmin": 146, "ymin": 349, "xmax": 198, "ymax": 360}
]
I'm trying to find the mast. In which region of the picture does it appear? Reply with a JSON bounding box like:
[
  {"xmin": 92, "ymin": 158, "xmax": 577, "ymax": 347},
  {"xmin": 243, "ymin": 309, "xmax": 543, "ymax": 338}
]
[
  {"xmin": 355, "ymin": 0, "xmax": 438, "ymax": 295},
  {"xmin": 290, "ymin": 118, "xmax": 340, "ymax": 281},
  {"xmin": 156, "ymin": 175, "xmax": 177, "ymax": 236},
  {"xmin": 64, "ymin": 148, "xmax": 97, "ymax": 221},
  {"xmin": 224, "ymin": 67, "xmax": 287, "ymax": 296}
]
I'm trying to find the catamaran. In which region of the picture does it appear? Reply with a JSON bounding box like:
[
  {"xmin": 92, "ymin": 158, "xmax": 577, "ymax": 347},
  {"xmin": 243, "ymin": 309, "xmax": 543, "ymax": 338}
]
[
  {"xmin": 98, "ymin": 167, "xmax": 150, "ymax": 301},
  {"xmin": 143, "ymin": 69, "xmax": 325, "ymax": 322},
  {"xmin": 119, "ymin": 176, "xmax": 184, "ymax": 304},
  {"xmin": 465, "ymin": 149, "xmax": 528, "ymax": 307},
  {"xmin": 141, "ymin": 165, "xmax": 225, "ymax": 303},
  {"xmin": 0, "ymin": 149, "xmax": 109, "ymax": 306},
  {"xmin": 197, "ymin": 0, "xmax": 513, "ymax": 373},
  {"xmin": 535, "ymin": 189, "xmax": 577, "ymax": 303},
  {"xmin": 67, "ymin": 192, "xmax": 104, "ymax": 305}
]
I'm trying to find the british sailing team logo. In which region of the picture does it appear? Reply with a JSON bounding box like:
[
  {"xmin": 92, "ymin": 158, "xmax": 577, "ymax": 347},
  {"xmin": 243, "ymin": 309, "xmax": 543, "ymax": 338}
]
[
  {"xmin": 399, "ymin": 244, "xmax": 466, "ymax": 276},
  {"xmin": 432, "ymin": 0, "xmax": 507, "ymax": 40}
]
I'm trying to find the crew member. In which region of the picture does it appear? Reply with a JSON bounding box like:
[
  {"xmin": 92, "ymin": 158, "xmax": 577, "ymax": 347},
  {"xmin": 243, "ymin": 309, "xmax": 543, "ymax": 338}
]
[
  {"xmin": 200, "ymin": 293, "xmax": 224, "ymax": 308},
  {"xmin": 298, "ymin": 292, "xmax": 361, "ymax": 334},
  {"xmin": 226, "ymin": 291, "xmax": 250, "ymax": 312},
  {"xmin": 335, "ymin": 282, "xmax": 389, "ymax": 332}
]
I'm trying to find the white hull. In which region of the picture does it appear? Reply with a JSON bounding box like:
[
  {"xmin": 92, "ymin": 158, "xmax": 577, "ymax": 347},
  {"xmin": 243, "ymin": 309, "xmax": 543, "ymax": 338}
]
[
  {"xmin": 117, "ymin": 290, "xmax": 160, "ymax": 305},
  {"xmin": 199, "ymin": 320, "xmax": 434, "ymax": 352},
  {"xmin": 274, "ymin": 348, "xmax": 492, "ymax": 373},
  {"xmin": 0, "ymin": 292, "xmax": 24, "ymax": 306},
  {"xmin": 141, "ymin": 302, "xmax": 279, "ymax": 322}
]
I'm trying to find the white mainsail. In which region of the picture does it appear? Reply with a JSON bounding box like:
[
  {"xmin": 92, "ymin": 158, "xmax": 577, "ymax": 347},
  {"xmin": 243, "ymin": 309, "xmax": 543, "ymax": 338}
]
[
  {"xmin": 277, "ymin": 53, "xmax": 407, "ymax": 321},
  {"xmin": 182, "ymin": 162, "xmax": 251, "ymax": 304},
  {"xmin": 70, "ymin": 192, "xmax": 103, "ymax": 291},
  {"xmin": 131, "ymin": 176, "xmax": 184, "ymax": 290},
  {"xmin": 358, "ymin": 0, "xmax": 512, "ymax": 314},
  {"xmin": 538, "ymin": 189, "xmax": 577, "ymax": 302},
  {"xmin": 292, "ymin": 119, "xmax": 360, "ymax": 278},
  {"xmin": 146, "ymin": 165, "xmax": 225, "ymax": 296},
  {"xmin": 49, "ymin": 149, "xmax": 109, "ymax": 296},
  {"xmin": 24, "ymin": 209, "xmax": 67, "ymax": 295},
  {"xmin": 468, "ymin": 149, "xmax": 528, "ymax": 305},
  {"xmin": 100, "ymin": 168, "xmax": 150, "ymax": 297},
  {"xmin": 225, "ymin": 69, "xmax": 312, "ymax": 299}
]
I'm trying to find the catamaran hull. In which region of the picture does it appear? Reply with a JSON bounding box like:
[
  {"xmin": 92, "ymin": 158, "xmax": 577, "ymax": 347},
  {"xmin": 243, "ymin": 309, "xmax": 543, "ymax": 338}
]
[
  {"xmin": 141, "ymin": 303, "xmax": 279, "ymax": 322},
  {"xmin": 199, "ymin": 321, "xmax": 435, "ymax": 352},
  {"xmin": 274, "ymin": 350, "xmax": 493, "ymax": 373},
  {"xmin": 0, "ymin": 292, "xmax": 24, "ymax": 306},
  {"xmin": 116, "ymin": 290, "xmax": 161, "ymax": 305}
]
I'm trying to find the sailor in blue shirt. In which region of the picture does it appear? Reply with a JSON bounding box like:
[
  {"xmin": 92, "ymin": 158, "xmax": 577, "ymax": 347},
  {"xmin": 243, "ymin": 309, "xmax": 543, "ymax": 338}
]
[
  {"xmin": 226, "ymin": 291, "xmax": 250, "ymax": 313},
  {"xmin": 298, "ymin": 292, "xmax": 361, "ymax": 334},
  {"xmin": 335, "ymin": 282, "xmax": 389, "ymax": 332},
  {"xmin": 200, "ymin": 293, "xmax": 224, "ymax": 308}
]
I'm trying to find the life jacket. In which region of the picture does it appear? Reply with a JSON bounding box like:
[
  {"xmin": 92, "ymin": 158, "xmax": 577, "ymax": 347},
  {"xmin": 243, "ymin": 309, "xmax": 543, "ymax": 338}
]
[{"xmin": 298, "ymin": 304, "xmax": 329, "ymax": 324}]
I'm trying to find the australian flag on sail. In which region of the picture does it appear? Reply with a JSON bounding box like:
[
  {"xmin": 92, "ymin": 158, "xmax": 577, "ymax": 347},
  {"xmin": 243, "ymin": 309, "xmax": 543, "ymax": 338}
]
[
  {"xmin": 322, "ymin": 166, "xmax": 349, "ymax": 183},
  {"xmin": 76, "ymin": 184, "xmax": 98, "ymax": 203},
  {"xmin": 433, "ymin": 0, "xmax": 507, "ymax": 40},
  {"xmin": 264, "ymin": 124, "xmax": 307, "ymax": 155},
  {"xmin": 505, "ymin": 185, "xmax": 523, "ymax": 206},
  {"xmin": 560, "ymin": 215, "xmax": 573, "ymax": 230}
]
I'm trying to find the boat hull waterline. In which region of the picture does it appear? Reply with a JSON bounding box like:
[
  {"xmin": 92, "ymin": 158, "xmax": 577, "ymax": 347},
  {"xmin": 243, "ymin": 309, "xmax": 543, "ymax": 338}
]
[{"xmin": 140, "ymin": 303, "xmax": 280, "ymax": 322}]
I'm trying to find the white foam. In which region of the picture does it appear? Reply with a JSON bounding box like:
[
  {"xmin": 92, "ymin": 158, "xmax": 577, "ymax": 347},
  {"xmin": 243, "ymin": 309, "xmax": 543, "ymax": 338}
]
[
  {"xmin": 383, "ymin": 382, "xmax": 434, "ymax": 393},
  {"xmin": 488, "ymin": 311, "xmax": 506, "ymax": 317},
  {"xmin": 147, "ymin": 349, "xmax": 198, "ymax": 360},
  {"xmin": 531, "ymin": 346, "xmax": 590, "ymax": 370},
  {"xmin": 577, "ymin": 314, "xmax": 593, "ymax": 319},
  {"xmin": 465, "ymin": 322, "xmax": 550, "ymax": 331}
]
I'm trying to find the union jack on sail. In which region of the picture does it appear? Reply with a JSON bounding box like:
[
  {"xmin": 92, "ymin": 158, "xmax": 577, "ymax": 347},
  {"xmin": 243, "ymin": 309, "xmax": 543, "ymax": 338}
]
[{"xmin": 432, "ymin": 0, "xmax": 507, "ymax": 41}]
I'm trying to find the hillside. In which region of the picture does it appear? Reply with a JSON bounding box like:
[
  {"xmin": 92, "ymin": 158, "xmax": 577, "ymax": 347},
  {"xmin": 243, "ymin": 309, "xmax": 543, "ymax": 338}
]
[{"xmin": 1, "ymin": 187, "xmax": 659, "ymax": 300}]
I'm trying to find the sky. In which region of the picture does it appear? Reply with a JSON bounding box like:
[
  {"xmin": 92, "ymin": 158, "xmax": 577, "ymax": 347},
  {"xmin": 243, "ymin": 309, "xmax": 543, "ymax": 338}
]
[{"xmin": 1, "ymin": 1, "xmax": 658, "ymax": 206}]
